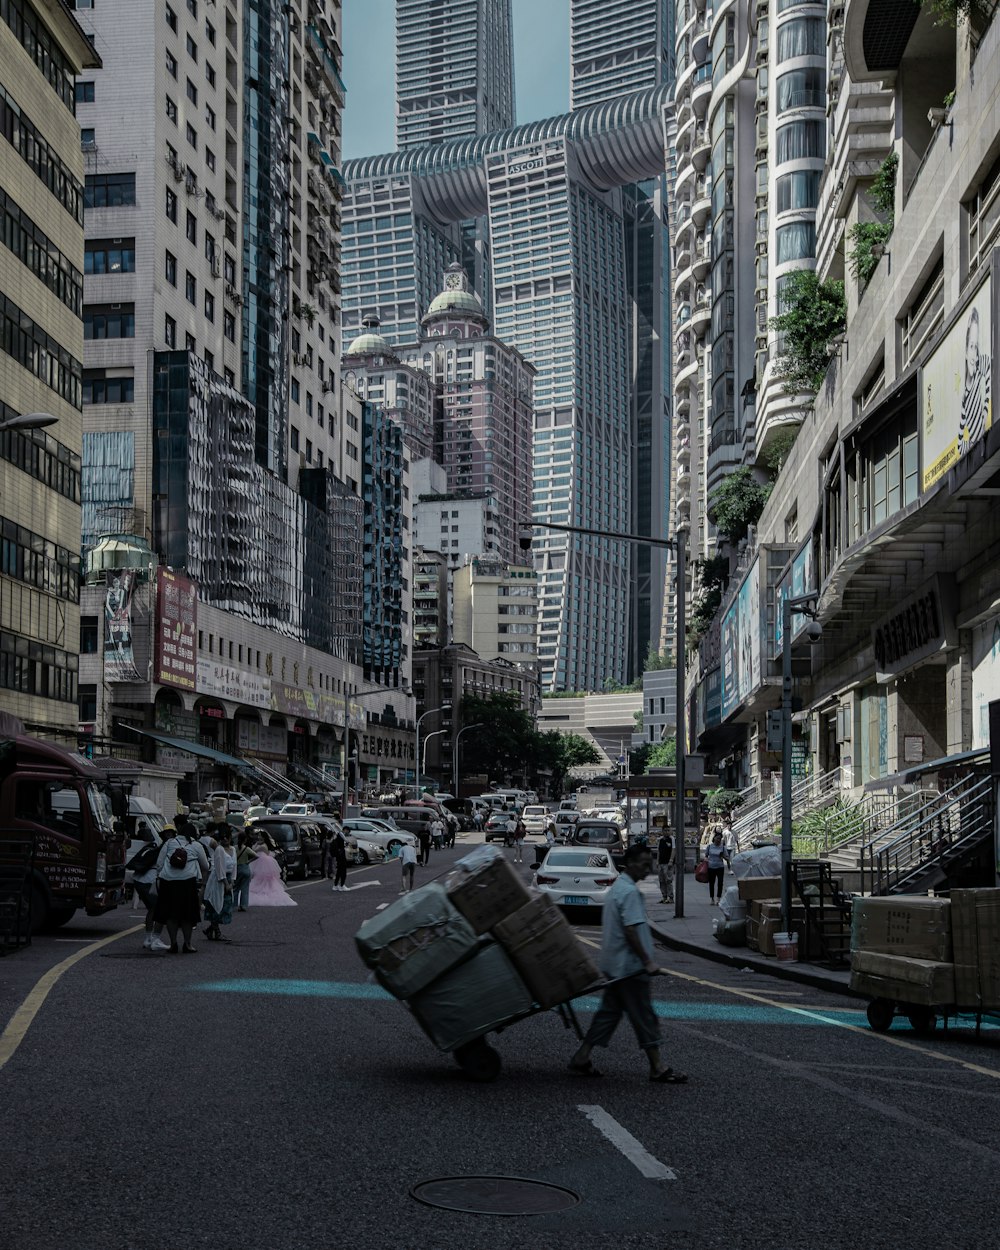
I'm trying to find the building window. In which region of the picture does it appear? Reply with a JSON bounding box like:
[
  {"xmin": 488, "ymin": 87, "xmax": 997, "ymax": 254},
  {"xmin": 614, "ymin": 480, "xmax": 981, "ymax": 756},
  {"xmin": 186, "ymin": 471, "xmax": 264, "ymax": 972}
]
[
  {"xmin": 775, "ymin": 120, "xmax": 825, "ymax": 163},
  {"xmin": 186, "ymin": 122, "xmax": 197, "ymax": 149},
  {"xmin": 80, "ymin": 617, "xmax": 99, "ymax": 653},
  {"xmin": 1, "ymin": 189, "xmax": 84, "ymax": 315},
  {"xmin": 0, "ymin": 86, "xmax": 84, "ymax": 221},
  {"xmin": 84, "ymin": 304, "xmax": 135, "ymax": 339},
  {"xmin": 776, "ymin": 170, "xmax": 822, "ymax": 213},
  {"xmin": 291, "ymin": 379, "xmax": 300, "ymax": 403},
  {"xmin": 185, "ymin": 332, "xmax": 195, "ymax": 352},
  {"xmin": 224, "ymin": 310, "xmax": 235, "ymax": 341},
  {"xmin": 290, "ymin": 426, "xmax": 299, "ymax": 451},
  {"xmin": 186, "ymin": 211, "xmax": 197, "ymax": 243},
  {"xmin": 165, "ymin": 250, "xmax": 177, "ymax": 284},
  {"xmin": 80, "ymin": 128, "xmax": 95, "ymax": 147},
  {"xmin": 205, "ymin": 104, "xmax": 216, "ymax": 130},
  {"xmin": 75, "ymin": 81, "xmax": 96, "ymax": 103},
  {"xmin": 85, "ymin": 239, "xmax": 136, "ymax": 274},
  {"xmin": 204, "ymin": 291, "xmax": 214, "ymax": 321},
  {"xmin": 187, "ymin": 0, "xmax": 197, "ymax": 14},
  {"xmin": 776, "ymin": 221, "xmax": 817, "ymax": 262},
  {"xmin": 186, "ymin": 34, "xmax": 197, "ymax": 60},
  {"xmin": 206, "ymin": 19, "xmax": 216, "ymax": 44},
  {"xmin": 204, "ymin": 232, "xmax": 216, "ymax": 263},
  {"xmin": 224, "ymin": 253, "xmax": 236, "ymax": 284},
  {"xmin": 204, "ymin": 348, "xmax": 214, "ymax": 370},
  {"xmin": 776, "ymin": 17, "xmax": 825, "ymax": 61},
  {"xmin": 186, "ymin": 78, "xmax": 198, "ymax": 104},
  {"xmin": 166, "ymin": 3, "xmax": 177, "ymax": 31},
  {"xmin": 166, "ymin": 49, "xmax": 177, "ymax": 78},
  {"xmin": 185, "ymin": 271, "xmax": 196, "ymax": 303},
  {"xmin": 206, "ymin": 63, "xmax": 216, "ymax": 88},
  {"xmin": 205, "ymin": 148, "xmax": 215, "ymax": 172},
  {"xmin": 82, "ymin": 371, "xmax": 134, "ymax": 404},
  {"xmin": 165, "ymin": 314, "xmax": 176, "ymax": 347},
  {"xmin": 166, "ymin": 187, "xmax": 178, "ymax": 223},
  {"xmin": 166, "ymin": 95, "xmax": 178, "ymax": 123},
  {"xmin": 85, "ymin": 172, "xmax": 136, "ymax": 208}
]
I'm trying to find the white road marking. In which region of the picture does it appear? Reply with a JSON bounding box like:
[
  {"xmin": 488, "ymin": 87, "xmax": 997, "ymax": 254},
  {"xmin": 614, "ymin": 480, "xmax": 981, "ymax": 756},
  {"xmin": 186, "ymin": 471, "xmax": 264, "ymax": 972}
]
[
  {"xmin": 577, "ymin": 1104, "xmax": 677, "ymax": 1181},
  {"xmin": 375, "ymin": 903, "xmax": 390, "ymax": 911},
  {"xmin": 343, "ymin": 880, "xmax": 380, "ymax": 890}
]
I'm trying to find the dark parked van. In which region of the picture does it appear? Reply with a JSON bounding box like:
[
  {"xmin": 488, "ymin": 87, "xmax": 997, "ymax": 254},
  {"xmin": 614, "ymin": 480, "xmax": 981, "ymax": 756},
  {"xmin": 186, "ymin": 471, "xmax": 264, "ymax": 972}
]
[
  {"xmin": 250, "ymin": 816, "xmax": 323, "ymax": 880},
  {"xmin": 364, "ymin": 805, "xmax": 436, "ymax": 838}
]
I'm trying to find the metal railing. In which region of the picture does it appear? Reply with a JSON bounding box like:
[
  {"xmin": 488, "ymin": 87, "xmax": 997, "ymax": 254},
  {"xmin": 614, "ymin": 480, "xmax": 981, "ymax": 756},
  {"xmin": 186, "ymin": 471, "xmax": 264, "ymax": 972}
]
[
  {"xmin": 732, "ymin": 766, "xmax": 840, "ymax": 848},
  {"xmin": 862, "ymin": 773, "xmax": 994, "ymax": 895}
]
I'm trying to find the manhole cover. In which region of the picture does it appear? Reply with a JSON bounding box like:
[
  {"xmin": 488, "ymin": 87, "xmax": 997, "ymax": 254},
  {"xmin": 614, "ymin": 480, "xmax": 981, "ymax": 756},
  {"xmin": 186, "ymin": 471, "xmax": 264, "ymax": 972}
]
[{"xmin": 411, "ymin": 1176, "xmax": 580, "ymax": 1217}]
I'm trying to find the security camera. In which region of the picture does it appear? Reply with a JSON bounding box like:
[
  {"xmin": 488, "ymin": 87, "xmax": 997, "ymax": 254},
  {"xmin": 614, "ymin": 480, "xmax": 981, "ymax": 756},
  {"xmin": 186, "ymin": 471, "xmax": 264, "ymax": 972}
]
[
  {"xmin": 518, "ymin": 524, "xmax": 533, "ymax": 552},
  {"xmin": 804, "ymin": 619, "xmax": 823, "ymax": 644}
]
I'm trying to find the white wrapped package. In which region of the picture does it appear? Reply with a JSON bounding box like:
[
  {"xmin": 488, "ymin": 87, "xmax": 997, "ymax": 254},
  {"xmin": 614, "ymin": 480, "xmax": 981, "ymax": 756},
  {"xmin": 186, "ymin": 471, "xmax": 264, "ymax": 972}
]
[
  {"xmin": 719, "ymin": 884, "xmax": 746, "ymax": 921},
  {"xmin": 731, "ymin": 845, "xmax": 781, "ymax": 879}
]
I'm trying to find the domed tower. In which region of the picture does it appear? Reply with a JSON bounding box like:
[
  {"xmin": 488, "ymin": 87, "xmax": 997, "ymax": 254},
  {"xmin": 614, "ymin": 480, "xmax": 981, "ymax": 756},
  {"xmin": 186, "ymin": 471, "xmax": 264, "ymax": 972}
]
[
  {"xmin": 343, "ymin": 313, "xmax": 399, "ymax": 365},
  {"xmin": 421, "ymin": 263, "xmax": 489, "ymax": 337}
]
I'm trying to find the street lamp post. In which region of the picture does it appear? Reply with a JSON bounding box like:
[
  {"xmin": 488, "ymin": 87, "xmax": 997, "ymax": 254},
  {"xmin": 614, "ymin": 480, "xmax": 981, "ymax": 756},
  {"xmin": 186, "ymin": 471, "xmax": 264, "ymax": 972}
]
[
  {"xmin": 452, "ymin": 722, "xmax": 483, "ymax": 795},
  {"xmin": 780, "ymin": 592, "xmax": 820, "ymax": 935},
  {"xmin": 0, "ymin": 412, "xmax": 58, "ymax": 433},
  {"xmin": 415, "ymin": 704, "xmax": 451, "ymax": 801},
  {"xmin": 342, "ymin": 681, "xmax": 396, "ymax": 818},
  {"xmin": 519, "ymin": 518, "xmax": 688, "ymax": 915},
  {"xmin": 422, "ymin": 728, "xmax": 447, "ymax": 781}
]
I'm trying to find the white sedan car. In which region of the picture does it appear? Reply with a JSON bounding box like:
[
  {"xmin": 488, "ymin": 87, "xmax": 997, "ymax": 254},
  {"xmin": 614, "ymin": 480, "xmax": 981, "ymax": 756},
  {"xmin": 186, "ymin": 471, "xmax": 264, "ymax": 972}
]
[
  {"xmin": 532, "ymin": 846, "xmax": 619, "ymax": 911},
  {"xmin": 520, "ymin": 804, "xmax": 550, "ymax": 835},
  {"xmin": 342, "ymin": 818, "xmax": 416, "ymax": 855}
]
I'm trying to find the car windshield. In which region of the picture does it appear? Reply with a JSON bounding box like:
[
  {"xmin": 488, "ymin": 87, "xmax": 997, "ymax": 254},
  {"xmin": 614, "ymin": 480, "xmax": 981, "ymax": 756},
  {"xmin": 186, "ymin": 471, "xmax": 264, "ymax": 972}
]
[
  {"xmin": 260, "ymin": 822, "xmax": 297, "ymax": 842},
  {"xmin": 573, "ymin": 827, "xmax": 618, "ymax": 845},
  {"xmin": 545, "ymin": 850, "xmax": 611, "ymax": 869}
]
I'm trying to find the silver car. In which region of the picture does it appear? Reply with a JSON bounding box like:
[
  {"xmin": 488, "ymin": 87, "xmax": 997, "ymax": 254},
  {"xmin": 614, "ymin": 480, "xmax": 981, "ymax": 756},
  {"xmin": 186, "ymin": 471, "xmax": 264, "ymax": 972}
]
[{"xmin": 342, "ymin": 818, "xmax": 415, "ymax": 856}]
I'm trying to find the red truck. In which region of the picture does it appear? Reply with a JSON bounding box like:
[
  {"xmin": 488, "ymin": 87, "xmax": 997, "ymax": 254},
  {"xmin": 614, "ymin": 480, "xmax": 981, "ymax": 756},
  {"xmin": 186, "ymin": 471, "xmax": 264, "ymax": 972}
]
[{"xmin": 0, "ymin": 735, "xmax": 129, "ymax": 931}]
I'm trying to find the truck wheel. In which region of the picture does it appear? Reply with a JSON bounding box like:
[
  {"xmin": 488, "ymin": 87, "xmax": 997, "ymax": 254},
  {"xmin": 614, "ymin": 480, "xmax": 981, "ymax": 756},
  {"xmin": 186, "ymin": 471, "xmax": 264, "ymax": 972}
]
[
  {"xmin": 866, "ymin": 998, "xmax": 894, "ymax": 1032},
  {"xmin": 44, "ymin": 906, "xmax": 77, "ymax": 932},
  {"xmin": 906, "ymin": 1008, "xmax": 937, "ymax": 1035},
  {"xmin": 454, "ymin": 1039, "xmax": 502, "ymax": 1083}
]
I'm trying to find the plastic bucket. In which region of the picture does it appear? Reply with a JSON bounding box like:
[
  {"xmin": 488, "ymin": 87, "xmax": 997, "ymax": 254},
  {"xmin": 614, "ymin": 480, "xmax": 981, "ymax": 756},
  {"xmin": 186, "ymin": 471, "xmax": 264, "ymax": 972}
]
[{"xmin": 773, "ymin": 932, "xmax": 799, "ymax": 962}]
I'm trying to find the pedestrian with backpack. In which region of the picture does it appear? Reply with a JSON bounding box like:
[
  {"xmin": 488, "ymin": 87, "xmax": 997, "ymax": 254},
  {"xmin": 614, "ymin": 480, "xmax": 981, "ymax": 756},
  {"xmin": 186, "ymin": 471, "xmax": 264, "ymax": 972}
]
[
  {"xmin": 126, "ymin": 829, "xmax": 166, "ymax": 950},
  {"xmin": 153, "ymin": 824, "xmax": 209, "ymax": 953}
]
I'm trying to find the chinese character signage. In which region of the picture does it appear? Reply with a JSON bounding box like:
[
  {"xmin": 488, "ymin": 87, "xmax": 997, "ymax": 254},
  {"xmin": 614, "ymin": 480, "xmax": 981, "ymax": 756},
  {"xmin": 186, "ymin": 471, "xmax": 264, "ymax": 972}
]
[
  {"xmin": 104, "ymin": 570, "xmax": 142, "ymax": 683},
  {"xmin": 196, "ymin": 658, "xmax": 272, "ymax": 708},
  {"xmin": 156, "ymin": 568, "xmax": 197, "ymax": 690}
]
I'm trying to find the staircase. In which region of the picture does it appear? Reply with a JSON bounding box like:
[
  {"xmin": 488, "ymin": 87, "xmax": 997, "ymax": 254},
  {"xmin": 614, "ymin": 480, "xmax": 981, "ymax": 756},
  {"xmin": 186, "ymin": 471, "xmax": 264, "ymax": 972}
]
[
  {"xmin": 731, "ymin": 767, "xmax": 840, "ymax": 849},
  {"xmin": 861, "ymin": 773, "xmax": 995, "ymax": 895}
]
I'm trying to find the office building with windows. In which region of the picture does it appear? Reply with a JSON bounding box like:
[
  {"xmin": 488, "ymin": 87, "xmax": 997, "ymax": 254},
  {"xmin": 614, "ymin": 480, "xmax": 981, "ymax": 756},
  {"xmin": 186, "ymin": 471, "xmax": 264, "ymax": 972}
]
[
  {"xmin": 395, "ymin": 0, "xmax": 514, "ymax": 151},
  {"xmin": 70, "ymin": 0, "xmax": 411, "ymax": 782},
  {"xmin": 452, "ymin": 556, "xmax": 538, "ymax": 671},
  {"xmin": 0, "ymin": 0, "xmax": 99, "ymax": 739},
  {"xmin": 344, "ymin": 86, "xmax": 671, "ymax": 694}
]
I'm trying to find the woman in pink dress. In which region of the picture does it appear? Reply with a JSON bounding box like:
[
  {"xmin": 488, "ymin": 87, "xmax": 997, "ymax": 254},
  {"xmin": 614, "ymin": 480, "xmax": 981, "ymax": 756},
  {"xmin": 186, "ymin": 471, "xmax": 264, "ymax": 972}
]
[{"xmin": 248, "ymin": 845, "xmax": 297, "ymax": 907}]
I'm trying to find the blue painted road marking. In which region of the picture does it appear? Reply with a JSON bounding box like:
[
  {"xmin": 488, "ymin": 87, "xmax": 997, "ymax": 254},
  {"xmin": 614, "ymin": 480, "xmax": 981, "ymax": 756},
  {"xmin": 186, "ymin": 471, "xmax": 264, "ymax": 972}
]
[{"xmin": 191, "ymin": 979, "xmax": 875, "ymax": 1026}]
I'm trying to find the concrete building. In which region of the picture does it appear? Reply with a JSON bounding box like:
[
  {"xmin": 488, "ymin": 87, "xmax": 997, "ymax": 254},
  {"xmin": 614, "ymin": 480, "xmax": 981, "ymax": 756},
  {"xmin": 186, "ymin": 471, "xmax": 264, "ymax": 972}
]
[
  {"xmin": 346, "ymin": 264, "xmax": 535, "ymax": 566},
  {"xmin": 412, "ymin": 548, "xmax": 449, "ymax": 648},
  {"xmin": 641, "ymin": 668, "xmax": 678, "ymax": 744},
  {"xmin": 71, "ymin": 0, "xmax": 411, "ymax": 787},
  {"xmin": 452, "ymin": 555, "xmax": 538, "ymax": 670},
  {"xmin": 395, "ymin": 0, "xmax": 514, "ymax": 151},
  {"xmin": 411, "ymin": 641, "xmax": 539, "ymax": 788},
  {"xmin": 537, "ymin": 691, "xmax": 644, "ymax": 773},
  {"xmin": 570, "ymin": 0, "xmax": 673, "ymax": 109},
  {"xmin": 0, "ymin": 0, "xmax": 99, "ymax": 740},
  {"xmin": 678, "ymin": 0, "xmax": 1000, "ymax": 838}
]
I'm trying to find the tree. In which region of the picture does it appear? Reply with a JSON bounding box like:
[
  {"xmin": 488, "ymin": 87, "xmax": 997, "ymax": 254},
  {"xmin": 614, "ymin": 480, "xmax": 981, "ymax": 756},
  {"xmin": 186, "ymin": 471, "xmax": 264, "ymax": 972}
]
[
  {"xmin": 643, "ymin": 643, "xmax": 675, "ymax": 670},
  {"xmin": 768, "ymin": 270, "xmax": 846, "ymax": 396},
  {"xmin": 458, "ymin": 692, "xmax": 536, "ymax": 782},
  {"xmin": 686, "ymin": 553, "xmax": 729, "ymax": 650},
  {"xmin": 708, "ymin": 466, "xmax": 772, "ymax": 546},
  {"xmin": 534, "ymin": 730, "xmax": 601, "ymax": 795},
  {"xmin": 644, "ymin": 736, "xmax": 676, "ymax": 771}
]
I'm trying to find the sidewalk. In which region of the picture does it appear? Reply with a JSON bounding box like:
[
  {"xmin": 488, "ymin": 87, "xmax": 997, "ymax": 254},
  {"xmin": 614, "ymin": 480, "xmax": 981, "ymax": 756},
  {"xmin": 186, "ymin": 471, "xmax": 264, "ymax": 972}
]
[{"xmin": 642, "ymin": 876, "xmax": 857, "ymax": 998}]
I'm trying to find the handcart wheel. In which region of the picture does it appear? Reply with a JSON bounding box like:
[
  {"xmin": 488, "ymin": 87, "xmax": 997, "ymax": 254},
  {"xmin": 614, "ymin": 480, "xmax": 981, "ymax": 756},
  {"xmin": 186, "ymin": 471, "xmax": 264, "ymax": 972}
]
[
  {"xmin": 905, "ymin": 1007, "xmax": 937, "ymax": 1035},
  {"xmin": 866, "ymin": 998, "xmax": 895, "ymax": 1032},
  {"xmin": 453, "ymin": 1039, "xmax": 502, "ymax": 1083}
]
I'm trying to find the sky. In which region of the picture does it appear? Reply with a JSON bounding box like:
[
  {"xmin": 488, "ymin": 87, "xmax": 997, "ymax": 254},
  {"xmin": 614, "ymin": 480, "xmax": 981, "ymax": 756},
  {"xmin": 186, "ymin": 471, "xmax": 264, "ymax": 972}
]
[{"xmin": 341, "ymin": 0, "xmax": 570, "ymax": 161}]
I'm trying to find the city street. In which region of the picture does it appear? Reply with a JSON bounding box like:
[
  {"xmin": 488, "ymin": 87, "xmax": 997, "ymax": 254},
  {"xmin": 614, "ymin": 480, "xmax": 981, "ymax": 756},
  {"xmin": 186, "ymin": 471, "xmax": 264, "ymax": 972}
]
[{"xmin": 2, "ymin": 845, "xmax": 1000, "ymax": 1250}]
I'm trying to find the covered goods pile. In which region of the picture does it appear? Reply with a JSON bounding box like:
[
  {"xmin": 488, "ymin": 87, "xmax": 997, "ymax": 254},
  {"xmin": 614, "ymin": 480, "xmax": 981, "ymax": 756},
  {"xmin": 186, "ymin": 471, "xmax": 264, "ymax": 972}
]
[{"xmin": 355, "ymin": 846, "xmax": 600, "ymax": 1049}]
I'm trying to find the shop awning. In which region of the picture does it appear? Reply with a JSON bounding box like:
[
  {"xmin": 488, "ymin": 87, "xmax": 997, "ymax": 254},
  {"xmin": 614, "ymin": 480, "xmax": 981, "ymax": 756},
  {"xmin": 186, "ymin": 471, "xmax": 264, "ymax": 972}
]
[{"xmin": 125, "ymin": 727, "xmax": 252, "ymax": 772}]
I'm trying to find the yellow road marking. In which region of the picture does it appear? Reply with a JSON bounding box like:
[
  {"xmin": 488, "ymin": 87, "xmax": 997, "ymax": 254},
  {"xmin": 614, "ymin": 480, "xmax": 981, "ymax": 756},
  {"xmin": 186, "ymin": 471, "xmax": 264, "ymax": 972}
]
[{"xmin": 0, "ymin": 924, "xmax": 144, "ymax": 1074}]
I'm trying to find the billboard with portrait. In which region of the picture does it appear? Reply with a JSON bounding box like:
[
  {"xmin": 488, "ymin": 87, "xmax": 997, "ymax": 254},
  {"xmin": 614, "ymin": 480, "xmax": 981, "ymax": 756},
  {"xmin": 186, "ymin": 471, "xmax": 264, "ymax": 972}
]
[
  {"xmin": 104, "ymin": 570, "xmax": 142, "ymax": 683},
  {"xmin": 774, "ymin": 540, "xmax": 815, "ymax": 654},
  {"xmin": 921, "ymin": 270, "xmax": 993, "ymax": 491}
]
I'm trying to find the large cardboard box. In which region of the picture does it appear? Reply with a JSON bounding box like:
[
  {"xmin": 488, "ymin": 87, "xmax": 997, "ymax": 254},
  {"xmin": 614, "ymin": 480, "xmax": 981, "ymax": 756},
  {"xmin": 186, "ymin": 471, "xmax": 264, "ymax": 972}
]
[
  {"xmin": 354, "ymin": 883, "xmax": 479, "ymax": 999},
  {"xmin": 738, "ymin": 877, "xmax": 782, "ymax": 902},
  {"xmin": 950, "ymin": 888, "xmax": 1000, "ymax": 1007},
  {"xmin": 850, "ymin": 949, "xmax": 956, "ymax": 1006},
  {"xmin": 446, "ymin": 847, "xmax": 533, "ymax": 933},
  {"xmin": 492, "ymin": 893, "xmax": 600, "ymax": 1008},
  {"xmin": 409, "ymin": 940, "xmax": 534, "ymax": 1051},
  {"xmin": 850, "ymin": 896, "xmax": 952, "ymax": 962}
]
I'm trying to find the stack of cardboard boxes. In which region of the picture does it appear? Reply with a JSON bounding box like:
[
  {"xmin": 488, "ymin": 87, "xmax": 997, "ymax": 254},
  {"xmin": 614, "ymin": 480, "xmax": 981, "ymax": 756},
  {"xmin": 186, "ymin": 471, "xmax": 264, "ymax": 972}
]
[
  {"xmin": 738, "ymin": 878, "xmax": 795, "ymax": 956},
  {"xmin": 849, "ymin": 897, "xmax": 956, "ymax": 1006},
  {"xmin": 950, "ymin": 888, "xmax": 1000, "ymax": 1008},
  {"xmin": 355, "ymin": 846, "xmax": 600, "ymax": 1051}
]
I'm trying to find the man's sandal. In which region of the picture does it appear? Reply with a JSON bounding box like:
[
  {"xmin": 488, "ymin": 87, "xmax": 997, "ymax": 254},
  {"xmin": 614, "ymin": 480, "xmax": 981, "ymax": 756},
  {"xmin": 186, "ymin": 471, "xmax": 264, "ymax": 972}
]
[
  {"xmin": 567, "ymin": 1061, "xmax": 603, "ymax": 1078},
  {"xmin": 650, "ymin": 1068, "xmax": 688, "ymax": 1084}
]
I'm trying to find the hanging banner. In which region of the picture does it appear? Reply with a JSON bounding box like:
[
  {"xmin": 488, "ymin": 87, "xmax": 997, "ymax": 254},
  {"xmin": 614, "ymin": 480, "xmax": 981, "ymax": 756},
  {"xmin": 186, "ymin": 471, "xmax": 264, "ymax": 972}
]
[
  {"xmin": 921, "ymin": 269, "xmax": 993, "ymax": 491},
  {"xmin": 156, "ymin": 568, "xmax": 197, "ymax": 690},
  {"xmin": 104, "ymin": 570, "xmax": 142, "ymax": 683}
]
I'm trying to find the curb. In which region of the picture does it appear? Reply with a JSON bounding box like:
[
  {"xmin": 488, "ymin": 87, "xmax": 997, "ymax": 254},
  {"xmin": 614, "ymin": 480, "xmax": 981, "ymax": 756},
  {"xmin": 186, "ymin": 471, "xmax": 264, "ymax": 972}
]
[{"xmin": 649, "ymin": 920, "xmax": 862, "ymax": 999}]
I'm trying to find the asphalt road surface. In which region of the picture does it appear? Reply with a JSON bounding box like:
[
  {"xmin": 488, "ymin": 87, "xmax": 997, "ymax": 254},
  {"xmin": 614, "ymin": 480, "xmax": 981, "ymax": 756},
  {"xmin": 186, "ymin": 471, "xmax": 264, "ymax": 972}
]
[{"xmin": 3, "ymin": 844, "xmax": 1000, "ymax": 1250}]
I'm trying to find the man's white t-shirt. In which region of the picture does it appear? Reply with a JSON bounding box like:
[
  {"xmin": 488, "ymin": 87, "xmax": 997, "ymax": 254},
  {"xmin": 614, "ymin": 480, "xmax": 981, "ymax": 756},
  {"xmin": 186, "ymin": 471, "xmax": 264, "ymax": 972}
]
[{"xmin": 399, "ymin": 843, "xmax": 417, "ymax": 867}]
